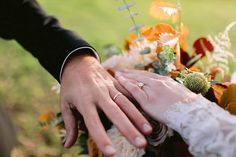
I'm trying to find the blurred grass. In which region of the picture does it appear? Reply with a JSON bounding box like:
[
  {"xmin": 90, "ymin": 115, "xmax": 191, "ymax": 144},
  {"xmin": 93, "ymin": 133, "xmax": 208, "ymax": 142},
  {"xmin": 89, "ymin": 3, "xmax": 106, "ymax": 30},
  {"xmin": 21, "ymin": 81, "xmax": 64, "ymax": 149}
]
[{"xmin": 0, "ymin": 0, "xmax": 235, "ymax": 156}]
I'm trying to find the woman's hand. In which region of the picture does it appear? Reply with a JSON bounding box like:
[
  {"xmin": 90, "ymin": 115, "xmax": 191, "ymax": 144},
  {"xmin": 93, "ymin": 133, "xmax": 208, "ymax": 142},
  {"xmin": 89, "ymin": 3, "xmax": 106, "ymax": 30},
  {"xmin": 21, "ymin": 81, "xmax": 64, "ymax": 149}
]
[
  {"xmin": 115, "ymin": 70, "xmax": 198, "ymax": 123},
  {"xmin": 60, "ymin": 54, "xmax": 152, "ymax": 156}
]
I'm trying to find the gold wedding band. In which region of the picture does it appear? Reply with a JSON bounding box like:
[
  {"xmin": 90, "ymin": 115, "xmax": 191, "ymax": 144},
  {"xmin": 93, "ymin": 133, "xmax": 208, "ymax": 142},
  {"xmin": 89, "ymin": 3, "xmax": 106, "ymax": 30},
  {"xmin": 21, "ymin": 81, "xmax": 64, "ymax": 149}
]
[
  {"xmin": 113, "ymin": 93, "xmax": 123, "ymax": 101},
  {"xmin": 137, "ymin": 82, "xmax": 145, "ymax": 89}
]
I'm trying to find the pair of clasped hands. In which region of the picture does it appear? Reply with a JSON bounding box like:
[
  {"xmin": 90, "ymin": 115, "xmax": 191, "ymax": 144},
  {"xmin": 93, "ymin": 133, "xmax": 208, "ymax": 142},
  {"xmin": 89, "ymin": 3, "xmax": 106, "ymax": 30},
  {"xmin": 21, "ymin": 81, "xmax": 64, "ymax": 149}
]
[{"xmin": 60, "ymin": 54, "xmax": 196, "ymax": 156}]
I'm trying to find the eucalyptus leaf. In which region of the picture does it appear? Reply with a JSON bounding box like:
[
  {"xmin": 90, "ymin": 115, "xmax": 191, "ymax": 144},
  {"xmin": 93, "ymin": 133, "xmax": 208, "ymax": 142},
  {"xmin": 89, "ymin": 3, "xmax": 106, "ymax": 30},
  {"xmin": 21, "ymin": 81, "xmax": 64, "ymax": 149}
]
[
  {"xmin": 140, "ymin": 47, "xmax": 151, "ymax": 55},
  {"xmin": 117, "ymin": 2, "xmax": 136, "ymax": 11},
  {"xmin": 128, "ymin": 12, "xmax": 140, "ymax": 18},
  {"xmin": 128, "ymin": 24, "xmax": 144, "ymax": 32},
  {"xmin": 135, "ymin": 37, "xmax": 144, "ymax": 42}
]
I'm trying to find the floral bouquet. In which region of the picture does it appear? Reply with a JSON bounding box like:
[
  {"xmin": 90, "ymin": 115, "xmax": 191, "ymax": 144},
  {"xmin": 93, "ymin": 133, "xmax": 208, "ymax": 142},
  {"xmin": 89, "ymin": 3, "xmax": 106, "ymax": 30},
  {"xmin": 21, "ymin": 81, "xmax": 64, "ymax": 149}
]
[{"xmin": 39, "ymin": 0, "xmax": 236, "ymax": 156}]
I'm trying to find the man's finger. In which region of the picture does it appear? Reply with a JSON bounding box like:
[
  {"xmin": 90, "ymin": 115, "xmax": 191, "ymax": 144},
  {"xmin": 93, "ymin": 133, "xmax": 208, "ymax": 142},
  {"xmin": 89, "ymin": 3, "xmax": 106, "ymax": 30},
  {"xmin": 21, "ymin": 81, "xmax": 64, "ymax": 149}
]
[
  {"xmin": 110, "ymin": 88, "xmax": 152, "ymax": 135},
  {"xmin": 82, "ymin": 106, "xmax": 116, "ymax": 156},
  {"xmin": 110, "ymin": 75, "xmax": 134, "ymax": 99},
  {"xmin": 60, "ymin": 102, "xmax": 78, "ymax": 148},
  {"xmin": 100, "ymin": 99, "xmax": 147, "ymax": 148}
]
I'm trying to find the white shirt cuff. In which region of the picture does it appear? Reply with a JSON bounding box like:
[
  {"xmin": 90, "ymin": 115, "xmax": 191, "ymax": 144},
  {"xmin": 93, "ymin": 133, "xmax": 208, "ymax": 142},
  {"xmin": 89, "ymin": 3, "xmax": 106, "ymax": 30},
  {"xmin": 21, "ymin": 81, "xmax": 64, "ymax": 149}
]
[{"xmin": 59, "ymin": 47, "xmax": 100, "ymax": 82}]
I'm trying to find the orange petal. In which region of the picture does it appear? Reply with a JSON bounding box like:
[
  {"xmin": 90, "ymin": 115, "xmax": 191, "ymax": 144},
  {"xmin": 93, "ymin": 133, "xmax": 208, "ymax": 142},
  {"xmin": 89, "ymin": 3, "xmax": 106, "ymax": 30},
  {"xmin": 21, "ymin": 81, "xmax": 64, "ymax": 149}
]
[
  {"xmin": 225, "ymin": 102, "xmax": 236, "ymax": 115},
  {"xmin": 38, "ymin": 111, "xmax": 55, "ymax": 123},
  {"xmin": 150, "ymin": 0, "xmax": 179, "ymax": 23},
  {"xmin": 155, "ymin": 23, "xmax": 176, "ymax": 35},
  {"xmin": 219, "ymin": 84, "xmax": 236, "ymax": 109},
  {"xmin": 189, "ymin": 66, "xmax": 200, "ymax": 72},
  {"xmin": 141, "ymin": 23, "xmax": 176, "ymax": 42},
  {"xmin": 124, "ymin": 33, "xmax": 137, "ymax": 50},
  {"xmin": 179, "ymin": 24, "xmax": 189, "ymax": 51},
  {"xmin": 87, "ymin": 137, "xmax": 99, "ymax": 157},
  {"xmin": 210, "ymin": 83, "xmax": 229, "ymax": 105},
  {"xmin": 141, "ymin": 26, "xmax": 159, "ymax": 41}
]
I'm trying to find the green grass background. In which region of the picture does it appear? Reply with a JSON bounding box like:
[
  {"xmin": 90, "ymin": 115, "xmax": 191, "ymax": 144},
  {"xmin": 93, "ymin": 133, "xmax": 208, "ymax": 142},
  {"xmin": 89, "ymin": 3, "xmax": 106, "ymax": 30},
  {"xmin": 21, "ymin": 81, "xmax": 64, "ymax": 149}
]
[{"xmin": 0, "ymin": 0, "xmax": 236, "ymax": 156}]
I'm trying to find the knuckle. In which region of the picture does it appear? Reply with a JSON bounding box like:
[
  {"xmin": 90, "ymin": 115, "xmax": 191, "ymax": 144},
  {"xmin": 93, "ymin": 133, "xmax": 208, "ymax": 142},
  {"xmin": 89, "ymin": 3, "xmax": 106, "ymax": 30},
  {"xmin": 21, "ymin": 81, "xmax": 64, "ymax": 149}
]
[
  {"xmin": 61, "ymin": 104, "xmax": 71, "ymax": 113},
  {"xmin": 149, "ymin": 96, "xmax": 157, "ymax": 104},
  {"xmin": 129, "ymin": 84, "xmax": 139, "ymax": 93},
  {"xmin": 101, "ymin": 99, "xmax": 116, "ymax": 107},
  {"xmin": 148, "ymin": 78, "xmax": 157, "ymax": 84},
  {"xmin": 153, "ymin": 80, "xmax": 166, "ymax": 87}
]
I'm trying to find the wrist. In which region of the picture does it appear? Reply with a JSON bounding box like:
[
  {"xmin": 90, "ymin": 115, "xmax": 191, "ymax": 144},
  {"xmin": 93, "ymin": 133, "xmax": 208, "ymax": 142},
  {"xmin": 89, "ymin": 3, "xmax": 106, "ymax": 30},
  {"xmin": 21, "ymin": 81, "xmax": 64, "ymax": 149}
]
[
  {"xmin": 158, "ymin": 93, "xmax": 199, "ymax": 123},
  {"xmin": 61, "ymin": 51, "xmax": 98, "ymax": 80}
]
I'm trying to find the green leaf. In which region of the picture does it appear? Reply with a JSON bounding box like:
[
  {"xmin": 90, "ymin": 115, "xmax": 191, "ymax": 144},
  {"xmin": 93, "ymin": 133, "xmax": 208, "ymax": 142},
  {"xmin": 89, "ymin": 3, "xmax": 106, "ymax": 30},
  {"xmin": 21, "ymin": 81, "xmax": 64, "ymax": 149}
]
[
  {"xmin": 128, "ymin": 12, "xmax": 140, "ymax": 18},
  {"xmin": 128, "ymin": 24, "xmax": 144, "ymax": 32},
  {"xmin": 117, "ymin": 2, "xmax": 136, "ymax": 11},
  {"xmin": 159, "ymin": 45, "xmax": 175, "ymax": 63},
  {"xmin": 140, "ymin": 47, "xmax": 151, "ymax": 55}
]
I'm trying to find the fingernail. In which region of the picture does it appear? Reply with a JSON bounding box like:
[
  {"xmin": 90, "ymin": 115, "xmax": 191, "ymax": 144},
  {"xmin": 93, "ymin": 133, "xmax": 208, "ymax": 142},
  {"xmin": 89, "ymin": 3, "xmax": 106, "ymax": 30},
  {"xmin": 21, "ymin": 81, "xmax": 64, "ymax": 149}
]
[
  {"xmin": 135, "ymin": 137, "xmax": 146, "ymax": 147},
  {"xmin": 104, "ymin": 145, "xmax": 116, "ymax": 155},
  {"xmin": 143, "ymin": 123, "xmax": 152, "ymax": 133}
]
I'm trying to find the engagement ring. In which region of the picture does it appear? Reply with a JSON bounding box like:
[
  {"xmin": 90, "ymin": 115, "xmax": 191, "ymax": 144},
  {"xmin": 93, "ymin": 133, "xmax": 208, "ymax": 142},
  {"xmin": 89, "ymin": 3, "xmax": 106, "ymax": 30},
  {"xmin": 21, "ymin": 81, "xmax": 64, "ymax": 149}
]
[{"xmin": 137, "ymin": 82, "xmax": 145, "ymax": 89}]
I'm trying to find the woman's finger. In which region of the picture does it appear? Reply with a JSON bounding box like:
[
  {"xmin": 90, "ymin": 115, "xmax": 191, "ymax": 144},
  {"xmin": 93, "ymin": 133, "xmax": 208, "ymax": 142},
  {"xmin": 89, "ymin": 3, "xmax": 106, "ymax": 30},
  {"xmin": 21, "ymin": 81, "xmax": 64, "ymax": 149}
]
[
  {"xmin": 99, "ymin": 98, "xmax": 147, "ymax": 148},
  {"xmin": 109, "ymin": 88, "xmax": 152, "ymax": 135},
  {"xmin": 60, "ymin": 102, "xmax": 78, "ymax": 148},
  {"xmin": 82, "ymin": 105, "xmax": 116, "ymax": 156},
  {"xmin": 110, "ymin": 75, "xmax": 134, "ymax": 100},
  {"xmin": 122, "ymin": 69, "xmax": 168, "ymax": 80},
  {"xmin": 116, "ymin": 71, "xmax": 154, "ymax": 85},
  {"xmin": 116, "ymin": 76, "xmax": 148, "ymax": 106}
]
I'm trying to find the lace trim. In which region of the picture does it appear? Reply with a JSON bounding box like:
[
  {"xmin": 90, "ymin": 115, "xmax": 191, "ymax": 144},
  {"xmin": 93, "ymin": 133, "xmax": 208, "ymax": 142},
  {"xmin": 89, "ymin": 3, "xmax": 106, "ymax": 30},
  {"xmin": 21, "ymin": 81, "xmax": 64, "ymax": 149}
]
[{"xmin": 165, "ymin": 95, "xmax": 236, "ymax": 157}]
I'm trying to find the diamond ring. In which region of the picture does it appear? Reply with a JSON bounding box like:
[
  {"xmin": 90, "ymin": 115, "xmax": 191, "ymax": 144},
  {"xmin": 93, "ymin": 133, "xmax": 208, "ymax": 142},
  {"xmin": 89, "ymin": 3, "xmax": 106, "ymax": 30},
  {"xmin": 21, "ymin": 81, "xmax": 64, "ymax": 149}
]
[{"xmin": 136, "ymin": 82, "xmax": 145, "ymax": 89}]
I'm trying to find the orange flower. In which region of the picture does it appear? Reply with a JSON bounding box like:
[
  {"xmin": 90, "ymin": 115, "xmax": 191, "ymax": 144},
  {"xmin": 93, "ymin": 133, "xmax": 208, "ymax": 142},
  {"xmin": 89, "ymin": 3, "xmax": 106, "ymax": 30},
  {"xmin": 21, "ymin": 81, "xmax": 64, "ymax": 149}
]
[
  {"xmin": 141, "ymin": 23, "xmax": 176, "ymax": 42},
  {"xmin": 179, "ymin": 24, "xmax": 189, "ymax": 51},
  {"xmin": 38, "ymin": 111, "xmax": 55, "ymax": 124},
  {"xmin": 87, "ymin": 137, "xmax": 105, "ymax": 157},
  {"xmin": 209, "ymin": 83, "xmax": 229, "ymax": 104},
  {"xmin": 189, "ymin": 66, "xmax": 200, "ymax": 72},
  {"xmin": 124, "ymin": 33, "xmax": 137, "ymax": 50},
  {"xmin": 170, "ymin": 70, "xmax": 179, "ymax": 79},
  {"xmin": 141, "ymin": 26, "xmax": 159, "ymax": 41},
  {"xmin": 149, "ymin": 0, "xmax": 180, "ymax": 23}
]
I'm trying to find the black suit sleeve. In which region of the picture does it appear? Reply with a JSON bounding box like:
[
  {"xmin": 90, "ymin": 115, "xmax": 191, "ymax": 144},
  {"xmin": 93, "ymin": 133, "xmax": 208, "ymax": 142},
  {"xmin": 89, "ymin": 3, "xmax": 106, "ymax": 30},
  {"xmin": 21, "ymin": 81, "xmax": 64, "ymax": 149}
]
[{"xmin": 0, "ymin": 0, "xmax": 96, "ymax": 82}]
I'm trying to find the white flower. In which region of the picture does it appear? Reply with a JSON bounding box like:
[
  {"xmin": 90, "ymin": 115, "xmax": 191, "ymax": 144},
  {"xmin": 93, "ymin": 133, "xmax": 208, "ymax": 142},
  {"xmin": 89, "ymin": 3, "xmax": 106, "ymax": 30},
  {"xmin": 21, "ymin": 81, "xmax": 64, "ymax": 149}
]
[
  {"xmin": 204, "ymin": 21, "xmax": 236, "ymax": 76},
  {"xmin": 102, "ymin": 40, "xmax": 157, "ymax": 70},
  {"xmin": 158, "ymin": 33, "xmax": 179, "ymax": 48},
  {"xmin": 159, "ymin": 6, "xmax": 178, "ymax": 16},
  {"xmin": 107, "ymin": 126, "xmax": 145, "ymax": 157}
]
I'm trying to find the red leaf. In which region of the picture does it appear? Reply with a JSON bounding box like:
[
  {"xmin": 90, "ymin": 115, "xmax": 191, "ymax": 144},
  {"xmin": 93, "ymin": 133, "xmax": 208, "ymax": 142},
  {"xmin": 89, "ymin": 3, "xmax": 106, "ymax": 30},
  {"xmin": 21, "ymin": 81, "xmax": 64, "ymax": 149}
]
[
  {"xmin": 180, "ymin": 48, "xmax": 192, "ymax": 66},
  {"xmin": 193, "ymin": 37, "xmax": 214, "ymax": 57}
]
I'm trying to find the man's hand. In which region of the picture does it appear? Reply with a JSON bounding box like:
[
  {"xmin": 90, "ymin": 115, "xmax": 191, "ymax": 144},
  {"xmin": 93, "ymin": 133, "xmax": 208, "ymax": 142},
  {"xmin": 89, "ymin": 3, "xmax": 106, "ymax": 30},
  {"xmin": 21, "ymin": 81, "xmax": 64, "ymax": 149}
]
[{"xmin": 60, "ymin": 53, "xmax": 152, "ymax": 156}]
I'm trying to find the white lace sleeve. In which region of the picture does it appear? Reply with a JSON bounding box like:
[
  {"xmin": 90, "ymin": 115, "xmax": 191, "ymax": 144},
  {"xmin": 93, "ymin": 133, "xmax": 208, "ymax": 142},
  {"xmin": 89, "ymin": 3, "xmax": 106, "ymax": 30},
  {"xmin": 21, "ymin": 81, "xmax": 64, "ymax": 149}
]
[{"xmin": 165, "ymin": 95, "xmax": 236, "ymax": 157}]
